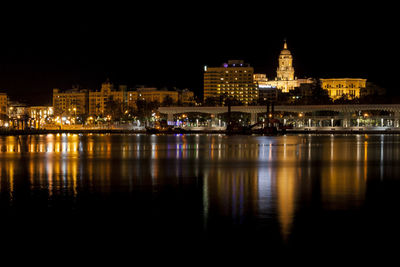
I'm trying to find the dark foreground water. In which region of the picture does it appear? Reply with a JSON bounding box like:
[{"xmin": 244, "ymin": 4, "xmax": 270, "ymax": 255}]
[{"xmin": 1, "ymin": 133, "xmax": 400, "ymax": 262}]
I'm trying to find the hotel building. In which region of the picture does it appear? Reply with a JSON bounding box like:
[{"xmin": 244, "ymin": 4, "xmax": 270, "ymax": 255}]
[{"xmin": 203, "ymin": 60, "xmax": 258, "ymax": 105}]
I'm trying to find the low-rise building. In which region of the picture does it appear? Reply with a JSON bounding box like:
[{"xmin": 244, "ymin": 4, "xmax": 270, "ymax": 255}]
[
  {"xmin": 7, "ymin": 101, "xmax": 29, "ymax": 129},
  {"xmin": 53, "ymin": 87, "xmax": 89, "ymax": 116},
  {"xmin": 0, "ymin": 92, "xmax": 7, "ymax": 116},
  {"xmin": 29, "ymin": 106, "xmax": 54, "ymax": 128},
  {"xmin": 127, "ymin": 87, "xmax": 180, "ymax": 108},
  {"xmin": 320, "ymin": 78, "xmax": 367, "ymax": 100},
  {"xmin": 178, "ymin": 89, "xmax": 195, "ymax": 105}
]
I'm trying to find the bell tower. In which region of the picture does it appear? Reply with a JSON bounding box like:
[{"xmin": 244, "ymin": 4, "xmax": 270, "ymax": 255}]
[{"xmin": 276, "ymin": 40, "xmax": 295, "ymax": 81}]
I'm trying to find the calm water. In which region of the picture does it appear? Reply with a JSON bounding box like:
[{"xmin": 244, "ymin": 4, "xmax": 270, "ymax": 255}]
[{"xmin": 1, "ymin": 133, "xmax": 400, "ymax": 260}]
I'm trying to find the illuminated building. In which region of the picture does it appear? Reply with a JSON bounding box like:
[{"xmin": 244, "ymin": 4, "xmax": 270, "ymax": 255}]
[
  {"xmin": 320, "ymin": 78, "xmax": 367, "ymax": 100},
  {"xmin": 254, "ymin": 74, "xmax": 278, "ymax": 101},
  {"xmin": 0, "ymin": 93, "xmax": 8, "ymax": 127},
  {"xmin": 178, "ymin": 89, "xmax": 195, "ymax": 105},
  {"xmin": 8, "ymin": 102, "xmax": 28, "ymax": 119},
  {"xmin": 88, "ymin": 79, "xmax": 127, "ymax": 116},
  {"xmin": 136, "ymin": 87, "xmax": 179, "ymax": 103},
  {"xmin": 0, "ymin": 93, "xmax": 7, "ymax": 116},
  {"xmin": 203, "ymin": 60, "xmax": 258, "ymax": 105},
  {"xmin": 256, "ymin": 40, "xmax": 313, "ymax": 93},
  {"xmin": 53, "ymin": 80, "xmax": 193, "ymax": 117},
  {"xmin": 53, "ymin": 87, "xmax": 89, "ymax": 116},
  {"xmin": 127, "ymin": 87, "xmax": 180, "ymax": 108},
  {"xmin": 29, "ymin": 106, "xmax": 54, "ymax": 128},
  {"xmin": 7, "ymin": 101, "xmax": 29, "ymax": 129},
  {"xmin": 29, "ymin": 106, "xmax": 53, "ymax": 119}
]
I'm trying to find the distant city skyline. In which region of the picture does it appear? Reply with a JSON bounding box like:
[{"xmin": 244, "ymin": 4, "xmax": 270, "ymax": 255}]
[{"xmin": 0, "ymin": 3, "xmax": 398, "ymax": 105}]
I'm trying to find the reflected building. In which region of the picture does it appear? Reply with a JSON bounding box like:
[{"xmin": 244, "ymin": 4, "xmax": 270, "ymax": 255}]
[{"xmin": 0, "ymin": 134, "xmax": 375, "ymax": 244}]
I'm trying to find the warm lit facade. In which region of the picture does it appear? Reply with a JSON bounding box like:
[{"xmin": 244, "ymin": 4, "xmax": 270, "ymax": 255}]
[
  {"xmin": 88, "ymin": 80, "xmax": 127, "ymax": 116},
  {"xmin": 29, "ymin": 106, "xmax": 54, "ymax": 120},
  {"xmin": 320, "ymin": 78, "xmax": 367, "ymax": 100},
  {"xmin": 0, "ymin": 93, "xmax": 7, "ymax": 117},
  {"xmin": 204, "ymin": 60, "xmax": 257, "ymax": 105},
  {"xmin": 127, "ymin": 88, "xmax": 179, "ymax": 108},
  {"xmin": 53, "ymin": 80, "xmax": 193, "ymax": 117},
  {"xmin": 256, "ymin": 41, "xmax": 313, "ymax": 93},
  {"xmin": 53, "ymin": 88, "xmax": 88, "ymax": 116},
  {"xmin": 29, "ymin": 106, "xmax": 54, "ymax": 128},
  {"xmin": 0, "ymin": 93, "xmax": 8, "ymax": 127}
]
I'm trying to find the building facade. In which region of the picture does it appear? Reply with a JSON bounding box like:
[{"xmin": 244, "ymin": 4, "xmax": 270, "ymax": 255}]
[
  {"xmin": 29, "ymin": 106, "xmax": 54, "ymax": 128},
  {"xmin": 320, "ymin": 78, "xmax": 367, "ymax": 100},
  {"xmin": 255, "ymin": 41, "xmax": 313, "ymax": 93},
  {"xmin": 254, "ymin": 74, "xmax": 278, "ymax": 101},
  {"xmin": 127, "ymin": 88, "xmax": 180, "ymax": 109},
  {"xmin": 0, "ymin": 93, "xmax": 8, "ymax": 127},
  {"xmin": 52, "ymin": 80, "xmax": 195, "ymax": 118},
  {"xmin": 204, "ymin": 60, "xmax": 258, "ymax": 105},
  {"xmin": 0, "ymin": 93, "xmax": 7, "ymax": 117},
  {"xmin": 178, "ymin": 89, "xmax": 195, "ymax": 105},
  {"xmin": 88, "ymin": 80, "xmax": 127, "ymax": 116},
  {"xmin": 53, "ymin": 88, "xmax": 89, "ymax": 116}
]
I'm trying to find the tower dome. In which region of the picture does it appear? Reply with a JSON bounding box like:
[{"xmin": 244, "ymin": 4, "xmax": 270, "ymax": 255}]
[
  {"xmin": 276, "ymin": 39, "xmax": 295, "ymax": 81},
  {"xmin": 280, "ymin": 40, "xmax": 291, "ymax": 55}
]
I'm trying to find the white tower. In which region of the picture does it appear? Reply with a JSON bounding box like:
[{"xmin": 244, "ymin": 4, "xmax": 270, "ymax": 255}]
[{"xmin": 276, "ymin": 40, "xmax": 295, "ymax": 81}]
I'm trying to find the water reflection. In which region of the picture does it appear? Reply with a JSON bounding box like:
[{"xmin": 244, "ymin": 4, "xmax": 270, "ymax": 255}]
[{"xmin": 1, "ymin": 134, "xmax": 400, "ymax": 242}]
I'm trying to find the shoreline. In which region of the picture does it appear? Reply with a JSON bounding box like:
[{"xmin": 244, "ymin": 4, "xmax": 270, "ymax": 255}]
[{"xmin": 2, "ymin": 129, "xmax": 400, "ymax": 136}]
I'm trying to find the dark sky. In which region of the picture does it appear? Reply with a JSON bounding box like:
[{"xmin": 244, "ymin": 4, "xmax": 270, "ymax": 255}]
[{"xmin": 0, "ymin": 3, "xmax": 397, "ymax": 105}]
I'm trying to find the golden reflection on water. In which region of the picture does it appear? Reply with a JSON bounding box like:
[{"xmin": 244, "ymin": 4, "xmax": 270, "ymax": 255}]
[{"xmin": 1, "ymin": 134, "xmax": 391, "ymax": 241}]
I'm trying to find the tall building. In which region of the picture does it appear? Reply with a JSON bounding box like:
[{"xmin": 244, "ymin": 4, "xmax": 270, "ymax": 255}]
[
  {"xmin": 203, "ymin": 60, "xmax": 258, "ymax": 105},
  {"xmin": 277, "ymin": 41, "xmax": 295, "ymax": 81},
  {"xmin": 320, "ymin": 78, "xmax": 367, "ymax": 100},
  {"xmin": 255, "ymin": 40, "xmax": 313, "ymax": 93},
  {"xmin": 53, "ymin": 87, "xmax": 89, "ymax": 116}
]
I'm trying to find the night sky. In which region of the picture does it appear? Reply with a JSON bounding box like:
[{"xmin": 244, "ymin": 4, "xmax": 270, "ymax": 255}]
[{"xmin": 0, "ymin": 3, "xmax": 397, "ymax": 105}]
